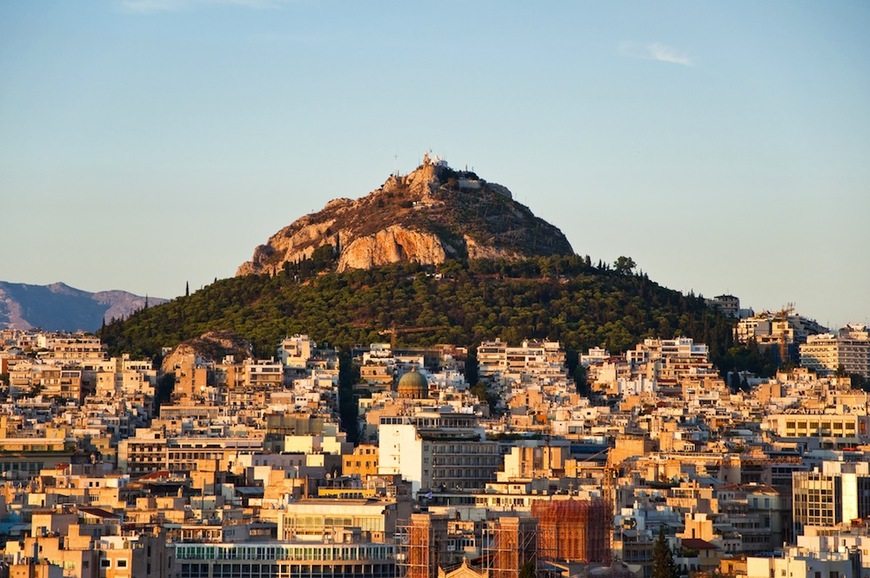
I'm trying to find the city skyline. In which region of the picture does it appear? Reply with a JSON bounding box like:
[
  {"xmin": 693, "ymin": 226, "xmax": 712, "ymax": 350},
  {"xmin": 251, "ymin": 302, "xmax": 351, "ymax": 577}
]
[{"xmin": 1, "ymin": 1, "xmax": 868, "ymax": 330}]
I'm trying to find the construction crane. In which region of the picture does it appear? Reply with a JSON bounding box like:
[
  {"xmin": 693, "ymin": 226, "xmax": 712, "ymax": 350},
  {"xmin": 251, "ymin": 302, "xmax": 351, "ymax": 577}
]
[
  {"xmin": 602, "ymin": 451, "xmax": 620, "ymax": 565},
  {"xmin": 774, "ymin": 304, "xmax": 796, "ymax": 363},
  {"xmin": 377, "ymin": 325, "xmax": 447, "ymax": 349}
]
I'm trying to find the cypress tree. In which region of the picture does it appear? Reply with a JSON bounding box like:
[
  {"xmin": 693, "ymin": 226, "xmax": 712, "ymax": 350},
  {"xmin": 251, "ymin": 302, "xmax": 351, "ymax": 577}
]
[{"xmin": 652, "ymin": 528, "xmax": 679, "ymax": 578}]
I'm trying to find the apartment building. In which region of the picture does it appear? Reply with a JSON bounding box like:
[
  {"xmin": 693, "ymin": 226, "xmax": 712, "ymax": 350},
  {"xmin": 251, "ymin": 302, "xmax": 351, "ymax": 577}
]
[
  {"xmin": 343, "ymin": 445, "xmax": 379, "ymax": 481},
  {"xmin": 117, "ymin": 428, "xmax": 264, "ymax": 475},
  {"xmin": 37, "ymin": 334, "xmax": 106, "ymax": 362},
  {"xmin": 763, "ymin": 412, "xmax": 868, "ymax": 440},
  {"xmin": 792, "ymin": 461, "xmax": 870, "ymax": 536},
  {"xmin": 477, "ymin": 339, "xmax": 567, "ymax": 382},
  {"xmin": 378, "ymin": 410, "xmax": 500, "ymax": 493},
  {"xmin": 801, "ymin": 324, "xmax": 870, "ymax": 379},
  {"xmin": 170, "ymin": 539, "xmax": 396, "ymax": 578}
]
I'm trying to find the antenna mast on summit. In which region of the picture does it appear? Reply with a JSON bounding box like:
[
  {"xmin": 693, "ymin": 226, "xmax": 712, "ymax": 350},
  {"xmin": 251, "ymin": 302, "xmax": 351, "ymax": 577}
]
[{"xmin": 394, "ymin": 154, "xmax": 399, "ymax": 176}]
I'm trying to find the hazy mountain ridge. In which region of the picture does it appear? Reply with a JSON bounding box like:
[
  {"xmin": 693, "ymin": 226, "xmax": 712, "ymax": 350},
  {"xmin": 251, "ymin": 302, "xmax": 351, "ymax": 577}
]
[
  {"xmin": 0, "ymin": 281, "xmax": 166, "ymax": 333},
  {"xmin": 237, "ymin": 155, "xmax": 574, "ymax": 277}
]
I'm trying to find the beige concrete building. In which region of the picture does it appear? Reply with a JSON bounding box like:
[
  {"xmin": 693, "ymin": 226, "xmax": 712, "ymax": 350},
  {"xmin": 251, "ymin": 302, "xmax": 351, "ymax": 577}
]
[{"xmin": 801, "ymin": 324, "xmax": 870, "ymax": 378}]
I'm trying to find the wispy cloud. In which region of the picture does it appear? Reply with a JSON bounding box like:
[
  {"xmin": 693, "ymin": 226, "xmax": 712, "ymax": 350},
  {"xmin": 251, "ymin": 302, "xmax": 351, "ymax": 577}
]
[
  {"xmin": 645, "ymin": 42, "xmax": 695, "ymax": 66},
  {"xmin": 120, "ymin": 0, "xmax": 289, "ymax": 14},
  {"xmin": 621, "ymin": 42, "xmax": 696, "ymax": 67},
  {"xmin": 121, "ymin": 0, "xmax": 185, "ymax": 13}
]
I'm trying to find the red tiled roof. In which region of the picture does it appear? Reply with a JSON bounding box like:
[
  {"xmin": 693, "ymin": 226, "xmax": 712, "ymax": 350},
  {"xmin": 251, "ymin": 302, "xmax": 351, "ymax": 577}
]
[
  {"xmin": 681, "ymin": 538, "xmax": 718, "ymax": 550},
  {"xmin": 139, "ymin": 470, "xmax": 171, "ymax": 480}
]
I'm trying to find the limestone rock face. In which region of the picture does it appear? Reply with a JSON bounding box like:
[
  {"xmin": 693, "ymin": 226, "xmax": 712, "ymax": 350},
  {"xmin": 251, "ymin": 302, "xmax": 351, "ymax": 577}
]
[
  {"xmin": 236, "ymin": 154, "xmax": 573, "ymax": 277},
  {"xmin": 236, "ymin": 218, "xmax": 337, "ymax": 277},
  {"xmin": 337, "ymin": 226, "xmax": 448, "ymax": 271}
]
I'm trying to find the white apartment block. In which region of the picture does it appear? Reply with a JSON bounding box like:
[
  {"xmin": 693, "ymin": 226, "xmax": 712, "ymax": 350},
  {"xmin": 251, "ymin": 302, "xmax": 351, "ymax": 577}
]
[
  {"xmin": 792, "ymin": 461, "xmax": 870, "ymax": 536},
  {"xmin": 37, "ymin": 333, "xmax": 107, "ymax": 361},
  {"xmin": 378, "ymin": 410, "xmax": 500, "ymax": 494},
  {"xmin": 477, "ymin": 338, "xmax": 567, "ymax": 381},
  {"xmin": 626, "ymin": 337, "xmax": 709, "ymax": 365},
  {"xmin": 580, "ymin": 346, "xmax": 610, "ymax": 367},
  {"xmin": 801, "ymin": 324, "xmax": 870, "ymax": 379}
]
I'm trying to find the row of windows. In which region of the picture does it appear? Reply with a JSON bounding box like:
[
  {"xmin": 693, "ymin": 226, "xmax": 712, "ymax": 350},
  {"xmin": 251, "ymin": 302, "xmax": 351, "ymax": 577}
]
[
  {"xmin": 180, "ymin": 562, "xmax": 394, "ymax": 578},
  {"xmin": 176, "ymin": 544, "xmax": 395, "ymax": 562},
  {"xmin": 284, "ymin": 516, "xmax": 384, "ymax": 533},
  {"xmin": 427, "ymin": 468, "xmax": 495, "ymax": 479},
  {"xmin": 0, "ymin": 462, "xmax": 43, "ymax": 472},
  {"xmin": 424, "ymin": 456, "xmax": 493, "ymax": 466},
  {"xmin": 427, "ymin": 444, "xmax": 496, "ymax": 454}
]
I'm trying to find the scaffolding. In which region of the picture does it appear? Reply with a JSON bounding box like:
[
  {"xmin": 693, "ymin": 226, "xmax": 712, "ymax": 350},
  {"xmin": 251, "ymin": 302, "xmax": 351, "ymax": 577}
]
[
  {"xmin": 396, "ymin": 514, "xmax": 449, "ymax": 578},
  {"xmin": 532, "ymin": 498, "xmax": 610, "ymax": 565},
  {"xmin": 482, "ymin": 515, "xmax": 538, "ymax": 578}
]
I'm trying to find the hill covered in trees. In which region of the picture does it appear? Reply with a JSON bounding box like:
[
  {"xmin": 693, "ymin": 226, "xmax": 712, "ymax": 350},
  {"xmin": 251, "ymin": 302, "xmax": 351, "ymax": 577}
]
[{"xmin": 100, "ymin": 255, "xmax": 744, "ymax": 374}]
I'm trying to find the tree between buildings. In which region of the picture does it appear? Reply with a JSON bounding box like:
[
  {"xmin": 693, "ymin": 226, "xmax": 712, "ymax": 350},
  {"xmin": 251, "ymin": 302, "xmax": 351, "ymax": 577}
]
[
  {"xmin": 519, "ymin": 560, "xmax": 535, "ymax": 578},
  {"xmin": 652, "ymin": 528, "xmax": 679, "ymax": 578}
]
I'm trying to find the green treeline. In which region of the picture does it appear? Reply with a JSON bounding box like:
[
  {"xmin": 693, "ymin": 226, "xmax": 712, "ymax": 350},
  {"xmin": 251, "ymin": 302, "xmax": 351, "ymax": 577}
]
[{"xmin": 99, "ymin": 256, "xmax": 737, "ymax": 370}]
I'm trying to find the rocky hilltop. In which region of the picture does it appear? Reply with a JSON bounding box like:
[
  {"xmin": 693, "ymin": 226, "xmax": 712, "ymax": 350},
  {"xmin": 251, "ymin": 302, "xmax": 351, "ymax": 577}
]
[{"xmin": 237, "ymin": 154, "xmax": 574, "ymax": 276}]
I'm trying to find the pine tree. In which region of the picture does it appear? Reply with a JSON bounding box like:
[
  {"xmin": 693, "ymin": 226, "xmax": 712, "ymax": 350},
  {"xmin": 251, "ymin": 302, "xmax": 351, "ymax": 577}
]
[
  {"xmin": 185, "ymin": 281, "xmax": 189, "ymax": 297},
  {"xmin": 519, "ymin": 560, "xmax": 536, "ymax": 578},
  {"xmin": 652, "ymin": 528, "xmax": 679, "ymax": 578}
]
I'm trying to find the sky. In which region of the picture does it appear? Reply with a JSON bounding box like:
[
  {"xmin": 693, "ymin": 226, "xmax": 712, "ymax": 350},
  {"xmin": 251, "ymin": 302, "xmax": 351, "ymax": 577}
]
[{"xmin": 1, "ymin": 0, "xmax": 868, "ymax": 330}]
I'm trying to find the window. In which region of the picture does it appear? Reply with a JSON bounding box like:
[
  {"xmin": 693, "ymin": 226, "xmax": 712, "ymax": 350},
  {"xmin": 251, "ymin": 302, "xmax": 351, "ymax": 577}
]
[
  {"xmin": 101, "ymin": 560, "xmax": 111, "ymax": 568},
  {"xmin": 117, "ymin": 559, "xmax": 128, "ymax": 568}
]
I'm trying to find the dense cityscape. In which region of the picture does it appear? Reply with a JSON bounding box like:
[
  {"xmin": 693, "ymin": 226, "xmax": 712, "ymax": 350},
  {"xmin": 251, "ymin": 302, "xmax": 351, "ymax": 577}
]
[
  {"xmin": 0, "ymin": 296, "xmax": 869, "ymax": 578},
  {"xmin": 4, "ymin": 2, "xmax": 867, "ymax": 577}
]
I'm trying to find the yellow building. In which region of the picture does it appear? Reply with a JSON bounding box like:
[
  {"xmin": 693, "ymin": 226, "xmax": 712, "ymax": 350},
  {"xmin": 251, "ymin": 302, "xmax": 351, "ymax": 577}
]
[{"xmin": 343, "ymin": 444, "xmax": 379, "ymax": 480}]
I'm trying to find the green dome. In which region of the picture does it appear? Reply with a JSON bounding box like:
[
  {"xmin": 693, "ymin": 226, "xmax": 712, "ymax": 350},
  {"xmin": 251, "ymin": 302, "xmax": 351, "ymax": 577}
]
[{"xmin": 397, "ymin": 369, "xmax": 428, "ymax": 399}]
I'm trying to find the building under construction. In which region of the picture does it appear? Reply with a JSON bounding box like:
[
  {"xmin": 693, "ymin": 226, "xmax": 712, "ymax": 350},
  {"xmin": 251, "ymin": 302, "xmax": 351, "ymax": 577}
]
[
  {"xmin": 531, "ymin": 498, "xmax": 611, "ymax": 565},
  {"xmin": 482, "ymin": 515, "xmax": 538, "ymax": 578},
  {"xmin": 397, "ymin": 513, "xmax": 450, "ymax": 578},
  {"xmin": 397, "ymin": 499, "xmax": 611, "ymax": 578},
  {"xmin": 398, "ymin": 513, "xmax": 538, "ymax": 578}
]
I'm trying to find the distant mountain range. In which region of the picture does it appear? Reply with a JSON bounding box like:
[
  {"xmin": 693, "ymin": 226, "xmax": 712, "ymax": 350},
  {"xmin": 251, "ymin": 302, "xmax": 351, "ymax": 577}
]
[{"xmin": 0, "ymin": 281, "xmax": 166, "ymax": 333}]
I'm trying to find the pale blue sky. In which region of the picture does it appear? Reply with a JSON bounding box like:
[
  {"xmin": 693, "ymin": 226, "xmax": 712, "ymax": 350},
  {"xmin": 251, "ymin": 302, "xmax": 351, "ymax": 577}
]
[{"xmin": 1, "ymin": 1, "xmax": 868, "ymax": 329}]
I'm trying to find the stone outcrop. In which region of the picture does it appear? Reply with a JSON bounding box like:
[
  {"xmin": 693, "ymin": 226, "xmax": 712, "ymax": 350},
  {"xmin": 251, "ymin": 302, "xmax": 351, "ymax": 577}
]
[
  {"xmin": 237, "ymin": 154, "xmax": 573, "ymax": 277},
  {"xmin": 337, "ymin": 226, "xmax": 448, "ymax": 271},
  {"xmin": 236, "ymin": 218, "xmax": 338, "ymax": 277},
  {"xmin": 161, "ymin": 330, "xmax": 252, "ymax": 374}
]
